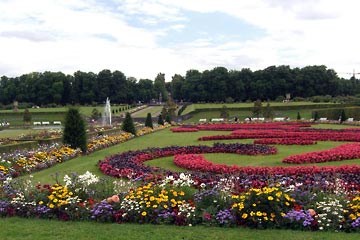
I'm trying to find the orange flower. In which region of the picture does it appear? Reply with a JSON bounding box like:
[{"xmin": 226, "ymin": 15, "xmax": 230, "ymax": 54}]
[{"xmin": 111, "ymin": 195, "xmax": 120, "ymax": 203}]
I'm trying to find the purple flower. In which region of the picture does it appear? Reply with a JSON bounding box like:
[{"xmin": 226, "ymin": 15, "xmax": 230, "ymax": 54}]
[
  {"xmin": 215, "ymin": 209, "xmax": 235, "ymax": 225},
  {"xmin": 351, "ymin": 217, "xmax": 360, "ymax": 228},
  {"xmin": 284, "ymin": 210, "xmax": 314, "ymax": 227}
]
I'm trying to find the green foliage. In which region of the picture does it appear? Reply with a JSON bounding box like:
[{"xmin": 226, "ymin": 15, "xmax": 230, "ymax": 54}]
[
  {"xmin": 311, "ymin": 107, "xmax": 360, "ymax": 121},
  {"xmin": 0, "ymin": 65, "xmax": 359, "ymax": 106},
  {"xmin": 161, "ymin": 100, "xmax": 177, "ymax": 122},
  {"xmin": 165, "ymin": 115, "xmax": 171, "ymax": 123},
  {"xmin": 340, "ymin": 109, "xmax": 346, "ymax": 123},
  {"xmin": 63, "ymin": 107, "xmax": 87, "ymax": 152},
  {"xmin": 157, "ymin": 114, "xmax": 164, "ymax": 125},
  {"xmin": 145, "ymin": 112, "xmax": 153, "ymax": 128},
  {"xmin": 225, "ymin": 97, "xmax": 234, "ymax": 103},
  {"xmin": 313, "ymin": 111, "xmax": 319, "ymax": 121},
  {"xmin": 297, "ymin": 112, "xmax": 301, "ymax": 120},
  {"xmin": 220, "ymin": 105, "xmax": 229, "ymax": 119},
  {"xmin": 91, "ymin": 108, "xmax": 101, "ymax": 120},
  {"xmin": 252, "ymin": 100, "xmax": 263, "ymax": 118},
  {"xmin": 263, "ymin": 103, "xmax": 274, "ymax": 119},
  {"xmin": 122, "ymin": 112, "xmax": 136, "ymax": 135},
  {"xmin": 23, "ymin": 108, "xmax": 31, "ymax": 123},
  {"xmin": 177, "ymin": 104, "xmax": 189, "ymax": 116}
]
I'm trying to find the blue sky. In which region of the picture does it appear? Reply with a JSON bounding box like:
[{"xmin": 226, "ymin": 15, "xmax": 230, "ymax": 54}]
[{"xmin": 0, "ymin": 0, "xmax": 359, "ymax": 80}]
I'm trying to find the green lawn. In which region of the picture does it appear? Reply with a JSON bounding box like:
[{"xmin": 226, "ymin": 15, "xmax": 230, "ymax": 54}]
[
  {"xmin": 189, "ymin": 102, "xmax": 339, "ymax": 110},
  {"xmin": 185, "ymin": 109, "xmax": 314, "ymax": 123},
  {"xmin": 0, "ymin": 217, "xmax": 358, "ymax": 240},
  {"xmin": 131, "ymin": 106, "xmax": 163, "ymax": 118}
]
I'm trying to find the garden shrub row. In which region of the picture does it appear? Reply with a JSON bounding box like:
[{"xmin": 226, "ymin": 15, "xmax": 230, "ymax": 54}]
[{"xmin": 311, "ymin": 106, "xmax": 360, "ymax": 120}]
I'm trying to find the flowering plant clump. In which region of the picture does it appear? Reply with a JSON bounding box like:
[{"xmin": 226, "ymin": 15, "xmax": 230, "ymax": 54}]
[
  {"xmin": 90, "ymin": 200, "xmax": 115, "ymax": 222},
  {"xmin": 63, "ymin": 171, "xmax": 101, "ymax": 200},
  {"xmin": 231, "ymin": 187, "xmax": 295, "ymax": 228},
  {"xmin": 314, "ymin": 195, "xmax": 348, "ymax": 231},
  {"xmin": 46, "ymin": 184, "xmax": 78, "ymax": 209},
  {"xmin": 119, "ymin": 182, "xmax": 196, "ymax": 225},
  {"xmin": 86, "ymin": 132, "xmax": 134, "ymax": 153},
  {"xmin": 343, "ymin": 193, "xmax": 360, "ymax": 231},
  {"xmin": 283, "ymin": 209, "xmax": 315, "ymax": 230}
]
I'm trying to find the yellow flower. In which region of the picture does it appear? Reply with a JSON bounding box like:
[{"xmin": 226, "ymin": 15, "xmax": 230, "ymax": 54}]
[
  {"xmin": 141, "ymin": 211, "xmax": 147, "ymax": 216},
  {"xmin": 49, "ymin": 204, "xmax": 55, "ymax": 209},
  {"xmin": 38, "ymin": 201, "xmax": 44, "ymax": 205},
  {"xmin": 242, "ymin": 213, "xmax": 248, "ymax": 219},
  {"xmin": 252, "ymin": 203, "xmax": 256, "ymax": 207},
  {"xmin": 268, "ymin": 196, "xmax": 274, "ymax": 201},
  {"xmin": 256, "ymin": 211, "xmax": 262, "ymax": 216}
]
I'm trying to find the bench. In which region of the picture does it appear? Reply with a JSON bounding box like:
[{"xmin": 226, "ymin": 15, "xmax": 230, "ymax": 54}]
[
  {"xmin": 319, "ymin": 118, "xmax": 327, "ymax": 121},
  {"xmin": 53, "ymin": 121, "xmax": 62, "ymax": 125},
  {"xmin": 41, "ymin": 121, "xmax": 50, "ymax": 125},
  {"xmin": 211, "ymin": 118, "xmax": 224, "ymax": 122},
  {"xmin": 273, "ymin": 117, "xmax": 285, "ymax": 122},
  {"xmin": 33, "ymin": 122, "xmax": 42, "ymax": 125},
  {"xmin": 346, "ymin": 118, "xmax": 354, "ymax": 122}
]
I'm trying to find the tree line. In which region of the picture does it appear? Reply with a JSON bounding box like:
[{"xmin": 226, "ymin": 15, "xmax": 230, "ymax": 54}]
[{"xmin": 0, "ymin": 65, "xmax": 359, "ymax": 106}]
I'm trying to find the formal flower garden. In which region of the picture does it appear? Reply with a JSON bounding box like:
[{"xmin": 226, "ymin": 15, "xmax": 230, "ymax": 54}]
[{"xmin": 1, "ymin": 122, "xmax": 360, "ymax": 232}]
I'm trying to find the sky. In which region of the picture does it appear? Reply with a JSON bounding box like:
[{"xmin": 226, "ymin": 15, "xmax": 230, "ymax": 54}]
[{"xmin": 1, "ymin": 0, "xmax": 360, "ymax": 81}]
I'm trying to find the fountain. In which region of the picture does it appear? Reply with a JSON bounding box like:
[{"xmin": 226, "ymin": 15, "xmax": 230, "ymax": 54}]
[{"xmin": 102, "ymin": 97, "xmax": 112, "ymax": 126}]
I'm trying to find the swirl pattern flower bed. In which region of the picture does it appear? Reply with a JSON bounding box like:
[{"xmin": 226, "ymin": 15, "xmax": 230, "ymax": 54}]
[{"xmin": 99, "ymin": 143, "xmax": 277, "ymax": 179}]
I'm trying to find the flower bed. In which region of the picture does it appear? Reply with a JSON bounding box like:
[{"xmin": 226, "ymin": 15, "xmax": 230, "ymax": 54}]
[
  {"xmin": 196, "ymin": 122, "xmax": 312, "ymax": 131},
  {"xmin": 282, "ymin": 143, "xmax": 360, "ymax": 164},
  {"xmin": 98, "ymin": 143, "xmax": 277, "ymax": 179},
  {"xmin": 254, "ymin": 138, "xmax": 316, "ymax": 145},
  {"xmin": 199, "ymin": 128, "xmax": 360, "ymax": 142},
  {"xmin": 1, "ymin": 171, "xmax": 360, "ymax": 231},
  {"xmin": 0, "ymin": 124, "xmax": 169, "ymax": 178},
  {"xmin": 170, "ymin": 127, "xmax": 199, "ymax": 132}
]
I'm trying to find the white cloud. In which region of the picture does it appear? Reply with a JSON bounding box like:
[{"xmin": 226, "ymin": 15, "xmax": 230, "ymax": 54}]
[{"xmin": 0, "ymin": 0, "xmax": 360, "ymax": 81}]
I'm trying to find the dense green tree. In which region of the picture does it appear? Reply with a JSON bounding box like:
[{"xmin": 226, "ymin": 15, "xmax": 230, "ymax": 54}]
[
  {"xmin": 137, "ymin": 79, "xmax": 155, "ymax": 103},
  {"xmin": 91, "ymin": 108, "xmax": 101, "ymax": 120},
  {"xmin": 340, "ymin": 109, "xmax": 346, "ymax": 123},
  {"xmin": 182, "ymin": 69, "xmax": 202, "ymax": 102},
  {"xmin": 263, "ymin": 103, "xmax": 274, "ymax": 120},
  {"xmin": 252, "ymin": 100, "xmax": 263, "ymax": 118},
  {"xmin": 1, "ymin": 65, "xmax": 359, "ymax": 106},
  {"xmin": 157, "ymin": 114, "xmax": 164, "ymax": 125},
  {"xmin": 63, "ymin": 107, "xmax": 87, "ymax": 152},
  {"xmin": 154, "ymin": 73, "xmax": 168, "ymax": 102},
  {"xmin": 23, "ymin": 108, "xmax": 31, "ymax": 124},
  {"xmin": 145, "ymin": 113, "xmax": 153, "ymax": 128},
  {"xmin": 313, "ymin": 111, "xmax": 319, "ymax": 121},
  {"xmin": 122, "ymin": 112, "xmax": 136, "ymax": 135},
  {"xmin": 161, "ymin": 100, "xmax": 177, "ymax": 122},
  {"xmin": 171, "ymin": 74, "xmax": 185, "ymax": 101},
  {"xmin": 220, "ymin": 105, "xmax": 229, "ymax": 119}
]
